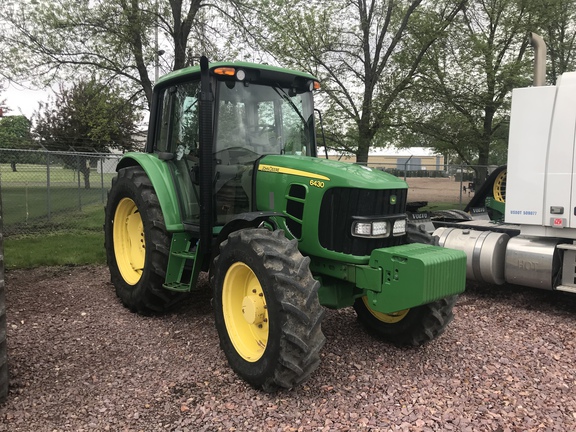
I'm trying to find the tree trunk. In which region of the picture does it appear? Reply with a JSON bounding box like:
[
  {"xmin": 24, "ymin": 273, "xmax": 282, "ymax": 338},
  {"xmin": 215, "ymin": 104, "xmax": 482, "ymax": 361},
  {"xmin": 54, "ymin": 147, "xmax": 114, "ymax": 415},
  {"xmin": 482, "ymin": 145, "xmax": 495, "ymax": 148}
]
[
  {"xmin": 356, "ymin": 115, "xmax": 373, "ymax": 165},
  {"xmin": 171, "ymin": 0, "xmax": 202, "ymax": 70},
  {"xmin": 475, "ymin": 145, "xmax": 489, "ymax": 185},
  {"xmin": 79, "ymin": 158, "xmax": 91, "ymax": 189},
  {"xmin": 476, "ymin": 106, "xmax": 495, "ymax": 183}
]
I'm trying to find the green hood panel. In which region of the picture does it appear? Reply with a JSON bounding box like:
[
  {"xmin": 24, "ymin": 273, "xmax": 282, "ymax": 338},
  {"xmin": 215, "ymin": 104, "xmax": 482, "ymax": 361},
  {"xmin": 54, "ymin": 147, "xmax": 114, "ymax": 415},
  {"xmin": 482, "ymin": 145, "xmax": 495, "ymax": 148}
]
[
  {"xmin": 258, "ymin": 155, "xmax": 408, "ymax": 190},
  {"xmin": 255, "ymin": 155, "xmax": 409, "ymax": 264}
]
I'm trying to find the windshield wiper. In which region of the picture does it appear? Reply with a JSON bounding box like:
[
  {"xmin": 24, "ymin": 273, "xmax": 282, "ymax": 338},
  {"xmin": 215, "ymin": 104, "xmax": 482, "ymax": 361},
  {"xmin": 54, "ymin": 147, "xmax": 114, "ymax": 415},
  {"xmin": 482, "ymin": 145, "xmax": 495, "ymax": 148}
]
[{"xmin": 272, "ymin": 86, "xmax": 307, "ymax": 125}]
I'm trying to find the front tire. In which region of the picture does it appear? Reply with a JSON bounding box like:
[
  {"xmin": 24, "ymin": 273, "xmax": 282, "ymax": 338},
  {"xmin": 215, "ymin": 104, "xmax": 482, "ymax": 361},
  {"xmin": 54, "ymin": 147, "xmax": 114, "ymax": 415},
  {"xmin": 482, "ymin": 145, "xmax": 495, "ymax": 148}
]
[
  {"xmin": 212, "ymin": 229, "xmax": 325, "ymax": 391},
  {"xmin": 105, "ymin": 167, "xmax": 184, "ymax": 314},
  {"xmin": 353, "ymin": 221, "xmax": 457, "ymax": 346}
]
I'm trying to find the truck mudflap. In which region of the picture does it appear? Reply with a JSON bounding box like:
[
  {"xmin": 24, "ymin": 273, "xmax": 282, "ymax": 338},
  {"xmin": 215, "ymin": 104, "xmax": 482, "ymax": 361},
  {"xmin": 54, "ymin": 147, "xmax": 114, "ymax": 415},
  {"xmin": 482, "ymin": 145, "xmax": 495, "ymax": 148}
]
[{"xmin": 356, "ymin": 243, "xmax": 467, "ymax": 314}]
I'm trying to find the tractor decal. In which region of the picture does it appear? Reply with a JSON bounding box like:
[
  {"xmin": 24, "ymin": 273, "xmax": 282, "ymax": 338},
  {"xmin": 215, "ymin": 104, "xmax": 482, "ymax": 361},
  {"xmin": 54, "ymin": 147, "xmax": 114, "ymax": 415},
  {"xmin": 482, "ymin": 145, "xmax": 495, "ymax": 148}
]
[{"xmin": 258, "ymin": 164, "xmax": 330, "ymax": 181}]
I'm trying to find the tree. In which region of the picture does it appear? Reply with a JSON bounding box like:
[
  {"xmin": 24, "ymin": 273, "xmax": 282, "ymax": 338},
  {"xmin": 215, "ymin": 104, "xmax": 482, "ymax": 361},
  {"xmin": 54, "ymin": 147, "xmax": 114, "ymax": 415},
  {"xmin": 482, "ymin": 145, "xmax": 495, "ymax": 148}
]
[
  {"xmin": 395, "ymin": 0, "xmax": 545, "ymax": 182},
  {"xmin": 34, "ymin": 79, "xmax": 140, "ymax": 188},
  {"xmin": 0, "ymin": 115, "xmax": 33, "ymax": 171},
  {"xmin": 0, "ymin": 0, "xmax": 220, "ymax": 107},
  {"xmin": 538, "ymin": 0, "xmax": 576, "ymax": 84},
  {"xmin": 231, "ymin": 0, "xmax": 465, "ymax": 164},
  {"xmin": 0, "ymin": 83, "xmax": 9, "ymax": 117}
]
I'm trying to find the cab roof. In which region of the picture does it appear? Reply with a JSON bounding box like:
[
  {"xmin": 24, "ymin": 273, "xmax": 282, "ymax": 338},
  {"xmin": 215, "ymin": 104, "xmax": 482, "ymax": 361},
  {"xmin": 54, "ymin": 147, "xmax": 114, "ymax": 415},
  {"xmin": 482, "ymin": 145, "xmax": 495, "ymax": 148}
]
[{"xmin": 156, "ymin": 61, "xmax": 318, "ymax": 87}]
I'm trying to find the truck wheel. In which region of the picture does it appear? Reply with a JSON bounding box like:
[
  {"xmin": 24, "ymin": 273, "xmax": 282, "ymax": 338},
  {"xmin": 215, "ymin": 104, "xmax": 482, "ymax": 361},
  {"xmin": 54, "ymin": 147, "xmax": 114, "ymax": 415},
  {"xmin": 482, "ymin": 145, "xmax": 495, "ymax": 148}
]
[
  {"xmin": 105, "ymin": 167, "xmax": 183, "ymax": 314},
  {"xmin": 431, "ymin": 209, "xmax": 473, "ymax": 222},
  {"xmin": 212, "ymin": 229, "xmax": 325, "ymax": 391},
  {"xmin": 353, "ymin": 295, "xmax": 457, "ymax": 346},
  {"xmin": 353, "ymin": 221, "xmax": 457, "ymax": 346}
]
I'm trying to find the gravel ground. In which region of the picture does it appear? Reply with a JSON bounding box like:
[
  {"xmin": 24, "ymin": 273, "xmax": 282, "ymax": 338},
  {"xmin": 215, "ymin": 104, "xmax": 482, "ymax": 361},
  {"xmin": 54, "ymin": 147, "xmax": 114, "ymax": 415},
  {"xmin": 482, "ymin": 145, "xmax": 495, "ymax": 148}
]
[{"xmin": 1, "ymin": 265, "xmax": 576, "ymax": 431}]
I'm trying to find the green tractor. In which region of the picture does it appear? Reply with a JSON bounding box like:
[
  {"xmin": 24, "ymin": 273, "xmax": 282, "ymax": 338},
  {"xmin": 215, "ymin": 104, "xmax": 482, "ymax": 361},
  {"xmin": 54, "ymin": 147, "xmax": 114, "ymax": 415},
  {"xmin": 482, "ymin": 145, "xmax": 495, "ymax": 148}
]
[{"xmin": 104, "ymin": 57, "xmax": 466, "ymax": 391}]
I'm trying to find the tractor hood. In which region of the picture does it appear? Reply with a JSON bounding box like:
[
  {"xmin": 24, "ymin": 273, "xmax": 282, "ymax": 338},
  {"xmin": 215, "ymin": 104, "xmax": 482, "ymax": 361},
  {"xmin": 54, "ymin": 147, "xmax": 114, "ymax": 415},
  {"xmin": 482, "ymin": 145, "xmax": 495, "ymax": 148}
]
[
  {"xmin": 257, "ymin": 155, "xmax": 408, "ymax": 191},
  {"xmin": 255, "ymin": 154, "xmax": 409, "ymax": 264}
]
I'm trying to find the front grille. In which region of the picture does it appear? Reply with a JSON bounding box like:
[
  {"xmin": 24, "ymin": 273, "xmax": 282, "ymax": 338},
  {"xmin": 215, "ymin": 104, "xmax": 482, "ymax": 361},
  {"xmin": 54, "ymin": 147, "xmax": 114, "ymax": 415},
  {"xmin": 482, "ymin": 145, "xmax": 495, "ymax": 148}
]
[
  {"xmin": 318, "ymin": 187, "xmax": 407, "ymax": 255},
  {"xmin": 285, "ymin": 184, "xmax": 306, "ymax": 239}
]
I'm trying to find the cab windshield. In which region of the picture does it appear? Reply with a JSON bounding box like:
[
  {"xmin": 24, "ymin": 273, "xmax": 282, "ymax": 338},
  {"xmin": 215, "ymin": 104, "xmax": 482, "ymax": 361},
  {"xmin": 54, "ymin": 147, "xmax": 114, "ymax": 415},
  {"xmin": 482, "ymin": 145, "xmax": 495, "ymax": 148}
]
[{"xmin": 214, "ymin": 80, "xmax": 315, "ymax": 160}]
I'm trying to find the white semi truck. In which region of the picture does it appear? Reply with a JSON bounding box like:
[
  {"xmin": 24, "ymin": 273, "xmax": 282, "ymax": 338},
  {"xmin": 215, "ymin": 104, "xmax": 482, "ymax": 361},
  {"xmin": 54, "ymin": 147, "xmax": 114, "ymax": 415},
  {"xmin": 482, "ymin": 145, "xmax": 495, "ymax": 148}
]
[{"xmin": 425, "ymin": 33, "xmax": 576, "ymax": 293}]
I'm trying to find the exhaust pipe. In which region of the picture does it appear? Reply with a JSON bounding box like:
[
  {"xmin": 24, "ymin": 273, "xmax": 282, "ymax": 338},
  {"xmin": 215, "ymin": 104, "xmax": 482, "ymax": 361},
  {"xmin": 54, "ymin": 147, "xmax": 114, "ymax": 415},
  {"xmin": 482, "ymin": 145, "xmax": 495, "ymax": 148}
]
[{"xmin": 530, "ymin": 32, "xmax": 546, "ymax": 87}]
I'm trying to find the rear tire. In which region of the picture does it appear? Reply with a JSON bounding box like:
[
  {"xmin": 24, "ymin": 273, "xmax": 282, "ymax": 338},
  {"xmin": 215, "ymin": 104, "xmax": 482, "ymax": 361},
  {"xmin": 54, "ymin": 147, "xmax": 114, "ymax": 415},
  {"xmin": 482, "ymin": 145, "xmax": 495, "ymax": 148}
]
[
  {"xmin": 212, "ymin": 229, "xmax": 325, "ymax": 391},
  {"xmin": 353, "ymin": 295, "xmax": 457, "ymax": 346},
  {"xmin": 0, "ymin": 190, "xmax": 8, "ymax": 403},
  {"xmin": 353, "ymin": 220, "xmax": 457, "ymax": 346},
  {"xmin": 105, "ymin": 167, "xmax": 184, "ymax": 314}
]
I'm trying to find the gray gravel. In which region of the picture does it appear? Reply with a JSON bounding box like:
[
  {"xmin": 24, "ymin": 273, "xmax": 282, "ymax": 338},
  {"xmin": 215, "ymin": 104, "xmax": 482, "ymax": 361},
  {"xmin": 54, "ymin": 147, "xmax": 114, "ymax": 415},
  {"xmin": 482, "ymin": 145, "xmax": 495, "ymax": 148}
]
[{"xmin": 1, "ymin": 265, "xmax": 576, "ymax": 431}]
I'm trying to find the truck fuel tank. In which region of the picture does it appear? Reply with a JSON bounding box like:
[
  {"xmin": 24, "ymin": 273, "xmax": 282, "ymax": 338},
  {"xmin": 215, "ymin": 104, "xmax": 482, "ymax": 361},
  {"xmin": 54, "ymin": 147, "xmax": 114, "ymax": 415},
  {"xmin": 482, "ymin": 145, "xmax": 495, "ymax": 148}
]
[
  {"xmin": 504, "ymin": 236, "xmax": 561, "ymax": 290},
  {"xmin": 434, "ymin": 227, "xmax": 509, "ymax": 285},
  {"xmin": 434, "ymin": 227, "xmax": 562, "ymax": 290}
]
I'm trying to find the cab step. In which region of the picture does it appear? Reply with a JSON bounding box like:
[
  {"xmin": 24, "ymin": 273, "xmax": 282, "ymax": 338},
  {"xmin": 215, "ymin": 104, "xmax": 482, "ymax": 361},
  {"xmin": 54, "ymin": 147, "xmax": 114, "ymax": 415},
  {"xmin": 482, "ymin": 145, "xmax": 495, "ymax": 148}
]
[{"xmin": 163, "ymin": 281, "xmax": 192, "ymax": 292}]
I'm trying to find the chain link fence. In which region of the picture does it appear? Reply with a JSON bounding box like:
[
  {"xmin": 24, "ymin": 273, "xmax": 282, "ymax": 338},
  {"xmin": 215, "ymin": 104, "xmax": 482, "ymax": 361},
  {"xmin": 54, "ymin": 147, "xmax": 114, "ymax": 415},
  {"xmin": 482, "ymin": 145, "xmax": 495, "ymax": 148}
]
[
  {"xmin": 0, "ymin": 149, "xmax": 121, "ymax": 236},
  {"xmin": 367, "ymin": 161, "xmax": 499, "ymax": 183},
  {"xmin": 0, "ymin": 148, "xmax": 503, "ymax": 236},
  {"xmin": 367, "ymin": 161, "xmax": 503, "ymax": 210}
]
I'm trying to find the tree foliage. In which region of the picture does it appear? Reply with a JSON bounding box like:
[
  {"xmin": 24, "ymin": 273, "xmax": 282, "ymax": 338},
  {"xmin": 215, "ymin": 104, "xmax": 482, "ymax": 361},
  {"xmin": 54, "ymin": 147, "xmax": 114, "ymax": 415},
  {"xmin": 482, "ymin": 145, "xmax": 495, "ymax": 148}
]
[
  {"xmin": 394, "ymin": 0, "xmax": 546, "ymax": 181},
  {"xmin": 0, "ymin": 0, "xmax": 221, "ymax": 107},
  {"xmin": 0, "ymin": 115, "xmax": 32, "ymax": 148},
  {"xmin": 2, "ymin": 0, "xmax": 576, "ymax": 171},
  {"xmin": 538, "ymin": 0, "xmax": 576, "ymax": 83},
  {"xmin": 0, "ymin": 115, "xmax": 33, "ymax": 171},
  {"xmin": 392, "ymin": 0, "xmax": 576, "ymax": 182},
  {"xmin": 231, "ymin": 0, "xmax": 466, "ymax": 164},
  {"xmin": 0, "ymin": 88, "xmax": 7, "ymax": 117},
  {"xmin": 34, "ymin": 79, "xmax": 140, "ymax": 188}
]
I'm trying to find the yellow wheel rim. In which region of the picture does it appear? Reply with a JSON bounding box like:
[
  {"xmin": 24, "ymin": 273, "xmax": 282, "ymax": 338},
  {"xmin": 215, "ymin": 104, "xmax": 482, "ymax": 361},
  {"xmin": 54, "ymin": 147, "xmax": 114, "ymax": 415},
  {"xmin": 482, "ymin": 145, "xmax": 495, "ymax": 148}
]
[
  {"xmin": 362, "ymin": 297, "xmax": 409, "ymax": 324},
  {"xmin": 113, "ymin": 198, "xmax": 145, "ymax": 285},
  {"xmin": 222, "ymin": 262, "xmax": 269, "ymax": 362},
  {"xmin": 493, "ymin": 169, "xmax": 507, "ymax": 203}
]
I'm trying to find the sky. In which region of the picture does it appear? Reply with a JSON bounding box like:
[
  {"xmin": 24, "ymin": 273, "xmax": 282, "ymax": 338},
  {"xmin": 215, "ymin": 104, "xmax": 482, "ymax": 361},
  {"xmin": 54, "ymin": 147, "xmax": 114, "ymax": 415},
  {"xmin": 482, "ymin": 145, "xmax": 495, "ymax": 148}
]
[{"xmin": 3, "ymin": 82, "xmax": 50, "ymax": 118}]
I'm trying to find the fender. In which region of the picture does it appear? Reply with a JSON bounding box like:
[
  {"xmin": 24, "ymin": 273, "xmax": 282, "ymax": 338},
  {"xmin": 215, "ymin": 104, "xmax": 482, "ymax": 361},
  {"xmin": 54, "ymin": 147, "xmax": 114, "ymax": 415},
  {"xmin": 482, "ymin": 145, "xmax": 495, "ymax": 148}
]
[
  {"xmin": 117, "ymin": 153, "xmax": 185, "ymax": 232},
  {"xmin": 215, "ymin": 211, "xmax": 283, "ymax": 245}
]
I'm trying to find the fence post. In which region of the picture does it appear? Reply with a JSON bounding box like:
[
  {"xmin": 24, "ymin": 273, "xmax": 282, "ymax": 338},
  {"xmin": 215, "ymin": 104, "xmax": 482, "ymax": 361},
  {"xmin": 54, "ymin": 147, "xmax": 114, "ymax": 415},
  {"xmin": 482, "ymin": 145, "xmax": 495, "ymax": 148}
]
[
  {"xmin": 77, "ymin": 153, "xmax": 82, "ymax": 211},
  {"xmin": 100, "ymin": 156, "xmax": 105, "ymax": 203},
  {"xmin": 403, "ymin": 155, "xmax": 413, "ymax": 181},
  {"xmin": 46, "ymin": 152, "xmax": 51, "ymax": 221},
  {"xmin": 25, "ymin": 182, "xmax": 29, "ymax": 223},
  {"xmin": 458, "ymin": 163, "xmax": 464, "ymax": 208}
]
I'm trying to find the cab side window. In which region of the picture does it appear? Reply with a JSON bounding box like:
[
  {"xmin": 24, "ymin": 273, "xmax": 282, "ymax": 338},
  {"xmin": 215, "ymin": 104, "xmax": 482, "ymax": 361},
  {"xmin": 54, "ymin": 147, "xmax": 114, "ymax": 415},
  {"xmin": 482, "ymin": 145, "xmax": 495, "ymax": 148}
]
[
  {"xmin": 155, "ymin": 83, "xmax": 200, "ymax": 155},
  {"xmin": 153, "ymin": 82, "xmax": 202, "ymax": 224}
]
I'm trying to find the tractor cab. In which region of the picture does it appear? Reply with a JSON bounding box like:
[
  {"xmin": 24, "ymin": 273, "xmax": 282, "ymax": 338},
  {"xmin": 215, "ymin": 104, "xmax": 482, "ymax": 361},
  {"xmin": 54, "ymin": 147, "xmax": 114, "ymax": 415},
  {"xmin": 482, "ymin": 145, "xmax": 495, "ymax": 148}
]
[{"xmin": 148, "ymin": 62, "xmax": 318, "ymax": 226}]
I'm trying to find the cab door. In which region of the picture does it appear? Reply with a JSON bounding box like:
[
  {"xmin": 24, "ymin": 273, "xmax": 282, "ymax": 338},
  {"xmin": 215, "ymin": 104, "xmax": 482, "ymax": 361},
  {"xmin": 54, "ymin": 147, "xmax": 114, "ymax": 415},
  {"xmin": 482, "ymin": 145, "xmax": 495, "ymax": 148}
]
[{"xmin": 153, "ymin": 81, "xmax": 202, "ymax": 226}]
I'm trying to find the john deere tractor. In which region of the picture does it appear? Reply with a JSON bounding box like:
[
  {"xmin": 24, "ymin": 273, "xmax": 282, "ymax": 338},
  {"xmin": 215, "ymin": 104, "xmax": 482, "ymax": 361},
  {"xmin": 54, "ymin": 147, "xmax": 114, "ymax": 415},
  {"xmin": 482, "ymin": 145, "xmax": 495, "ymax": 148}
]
[{"xmin": 105, "ymin": 57, "xmax": 466, "ymax": 391}]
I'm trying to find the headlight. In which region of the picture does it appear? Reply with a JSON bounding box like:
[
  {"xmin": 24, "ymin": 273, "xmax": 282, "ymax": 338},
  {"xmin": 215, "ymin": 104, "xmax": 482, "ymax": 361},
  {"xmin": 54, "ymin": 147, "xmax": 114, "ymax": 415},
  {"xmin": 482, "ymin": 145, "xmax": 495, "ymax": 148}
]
[
  {"xmin": 351, "ymin": 217, "xmax": 407, "ymax": 238},
  {"xmin": 351, "ymin": 219, "xmax": 390, "ymax": 238},
  {"xmin": 393, "ymin": 219, "xmax": 407, "ymax": 236}
]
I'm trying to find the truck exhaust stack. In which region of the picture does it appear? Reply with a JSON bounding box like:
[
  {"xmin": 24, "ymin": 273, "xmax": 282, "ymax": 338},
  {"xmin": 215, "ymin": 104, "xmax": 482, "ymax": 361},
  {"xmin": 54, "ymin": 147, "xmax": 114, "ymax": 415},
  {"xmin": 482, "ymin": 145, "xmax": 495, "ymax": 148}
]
[{"xmin": 530, "ymin": 32, "xmax": 546, "ymax": 87}]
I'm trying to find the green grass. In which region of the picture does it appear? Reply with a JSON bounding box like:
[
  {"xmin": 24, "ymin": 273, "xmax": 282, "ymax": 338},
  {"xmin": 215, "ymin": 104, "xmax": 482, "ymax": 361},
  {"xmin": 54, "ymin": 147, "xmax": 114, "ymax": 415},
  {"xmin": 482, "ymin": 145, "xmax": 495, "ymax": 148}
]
[
  {"xmin": 0, "ymin": 162, "xmax": 115, "ymax": 231},
  {"xmin": 3, "ymin": 186, "xmax": 107, "ymax": 227},
  {"xmin": 0, "ymin": 163, "xmax": 117, "ymax": 185},
  {"xmin": 4, "ymin": 204, "xmax": 106, "ymax": 269}
]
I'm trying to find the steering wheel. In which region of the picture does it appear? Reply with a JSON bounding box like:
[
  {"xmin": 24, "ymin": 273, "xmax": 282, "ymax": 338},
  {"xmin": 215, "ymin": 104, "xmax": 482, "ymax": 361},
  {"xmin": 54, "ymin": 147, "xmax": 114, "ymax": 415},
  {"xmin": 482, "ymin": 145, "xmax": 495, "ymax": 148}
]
[
  {"xmin": 215, "ymin": 146, "xmax": 258, "ymax": 154},
  {"xmin": 251, "ymin": 124, "xmax": 275, "ymax": 135},
  {"xmin": 214, "ymin": 146, "xmax": 260, "ymax": 164}
]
